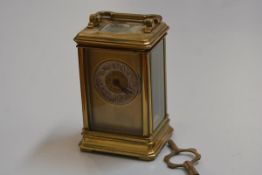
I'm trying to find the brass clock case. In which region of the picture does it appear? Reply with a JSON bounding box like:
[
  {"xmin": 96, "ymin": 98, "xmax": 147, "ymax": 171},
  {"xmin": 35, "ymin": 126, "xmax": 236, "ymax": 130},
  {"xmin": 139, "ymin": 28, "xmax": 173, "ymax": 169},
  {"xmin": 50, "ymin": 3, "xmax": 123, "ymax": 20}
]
[{"xmin": 74, "ymin": 11, "xmax": 173, "ymax": 160}]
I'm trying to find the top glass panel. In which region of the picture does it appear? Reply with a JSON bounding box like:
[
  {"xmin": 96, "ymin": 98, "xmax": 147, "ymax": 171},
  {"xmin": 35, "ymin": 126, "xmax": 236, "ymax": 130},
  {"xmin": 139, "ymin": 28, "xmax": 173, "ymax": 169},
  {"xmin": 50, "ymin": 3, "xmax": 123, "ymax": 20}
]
[{"xmin": 100, "ymin": 22, "xmax": 144, "ymax": 34}]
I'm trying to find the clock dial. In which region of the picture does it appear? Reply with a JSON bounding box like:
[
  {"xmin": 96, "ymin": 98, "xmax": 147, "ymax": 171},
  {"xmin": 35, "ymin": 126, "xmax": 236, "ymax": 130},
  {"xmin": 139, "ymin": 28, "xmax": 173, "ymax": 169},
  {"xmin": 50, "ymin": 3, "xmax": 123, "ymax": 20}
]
[{"xmin": 94, "ymin": 60, "xmax": 140, "ymax": 105}]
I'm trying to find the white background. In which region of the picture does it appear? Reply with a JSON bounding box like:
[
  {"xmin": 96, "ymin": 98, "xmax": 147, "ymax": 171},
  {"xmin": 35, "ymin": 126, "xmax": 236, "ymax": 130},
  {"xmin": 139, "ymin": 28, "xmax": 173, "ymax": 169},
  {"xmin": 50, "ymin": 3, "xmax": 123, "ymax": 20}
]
[{"xmin": 1, "ymin": 0, "xmax": 261, "ymax": 175}]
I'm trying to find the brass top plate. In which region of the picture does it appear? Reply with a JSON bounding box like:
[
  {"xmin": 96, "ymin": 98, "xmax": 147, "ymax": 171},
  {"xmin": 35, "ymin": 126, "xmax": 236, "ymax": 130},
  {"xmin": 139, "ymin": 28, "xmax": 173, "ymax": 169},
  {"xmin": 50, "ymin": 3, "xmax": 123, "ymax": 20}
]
[{"xmin": 74, "ymin": 11, "xmax": 169, "ymax": 50}]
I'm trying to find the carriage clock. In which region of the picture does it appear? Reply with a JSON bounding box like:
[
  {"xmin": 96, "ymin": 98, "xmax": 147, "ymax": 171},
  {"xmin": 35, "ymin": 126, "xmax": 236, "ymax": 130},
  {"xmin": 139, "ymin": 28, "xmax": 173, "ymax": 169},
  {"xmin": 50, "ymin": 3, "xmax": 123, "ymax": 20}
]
[{"xmin": 74, "ymin": 11, "xmax": 173, "ymax": 160}]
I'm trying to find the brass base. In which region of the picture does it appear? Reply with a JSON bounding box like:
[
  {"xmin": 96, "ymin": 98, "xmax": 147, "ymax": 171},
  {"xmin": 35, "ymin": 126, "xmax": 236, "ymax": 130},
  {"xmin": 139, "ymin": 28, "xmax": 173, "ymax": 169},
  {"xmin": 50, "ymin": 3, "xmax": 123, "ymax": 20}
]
[{"xmin": 79, "ymin": 118, "xmax": 173, "ymax": 160}]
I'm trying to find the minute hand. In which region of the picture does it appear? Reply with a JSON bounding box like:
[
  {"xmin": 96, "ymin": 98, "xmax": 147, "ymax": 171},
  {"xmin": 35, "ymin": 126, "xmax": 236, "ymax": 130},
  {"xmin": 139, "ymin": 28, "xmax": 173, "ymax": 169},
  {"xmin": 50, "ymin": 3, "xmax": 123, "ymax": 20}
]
[{"xmin": 113, "ymin": 80, "xmax": 132, "ymax": 94}]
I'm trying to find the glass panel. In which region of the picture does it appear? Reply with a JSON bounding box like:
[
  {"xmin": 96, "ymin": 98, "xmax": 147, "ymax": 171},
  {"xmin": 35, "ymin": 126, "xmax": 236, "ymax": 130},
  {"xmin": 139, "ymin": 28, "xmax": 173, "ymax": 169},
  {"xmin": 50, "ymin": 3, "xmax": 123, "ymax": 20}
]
[
  {"xmin": 151, "ymin": 39, "xmax": 166, "ymax": 130},
  {"xmin": 100, "ymin": 22, "xmax": 144, "ymax": 34},
  {"xmin": 84, "ymin": 47, "xmax": 143, "ymax": 136}
]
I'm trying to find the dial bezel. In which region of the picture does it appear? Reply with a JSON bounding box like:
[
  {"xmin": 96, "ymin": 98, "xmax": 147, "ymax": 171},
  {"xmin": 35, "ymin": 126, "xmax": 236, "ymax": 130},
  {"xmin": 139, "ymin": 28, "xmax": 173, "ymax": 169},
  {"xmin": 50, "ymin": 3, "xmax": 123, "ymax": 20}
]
[{"xmin": 94, "ymin": 60, "xmax": 141, "ymax": 105}]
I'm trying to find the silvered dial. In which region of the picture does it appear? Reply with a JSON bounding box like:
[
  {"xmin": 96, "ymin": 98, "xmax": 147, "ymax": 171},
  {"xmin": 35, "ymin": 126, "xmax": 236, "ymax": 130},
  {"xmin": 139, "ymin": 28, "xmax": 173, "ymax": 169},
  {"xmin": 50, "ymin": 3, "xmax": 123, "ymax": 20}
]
[{"xmin": 94, "ymin": 60, "xmax": 140, "ymax": 105}]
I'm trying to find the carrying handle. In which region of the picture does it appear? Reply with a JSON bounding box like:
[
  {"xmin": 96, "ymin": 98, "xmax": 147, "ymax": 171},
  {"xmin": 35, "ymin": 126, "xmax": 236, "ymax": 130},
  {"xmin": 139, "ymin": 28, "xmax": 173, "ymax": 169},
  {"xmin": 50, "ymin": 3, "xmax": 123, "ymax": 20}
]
[
  {"xmin": 87, "ymin": 11, "xmax": 162, "ymax": 33},
  {"xmin": 164, "ymin": 140, "xmax": 201, "ymax": 175}
]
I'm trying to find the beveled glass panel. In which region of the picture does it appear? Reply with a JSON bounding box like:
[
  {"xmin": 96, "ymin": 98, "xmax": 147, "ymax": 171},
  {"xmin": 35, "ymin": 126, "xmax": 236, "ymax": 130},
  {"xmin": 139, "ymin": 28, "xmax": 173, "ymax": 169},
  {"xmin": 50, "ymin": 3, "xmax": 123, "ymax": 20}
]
[
  {"xmin": 151, "ymin": 39, "xmax": 166, "ymax": 130},
  {"xmin": 83, "ymin": 47, "xmax": 143, "ymax": 136},
  {"xmin": 100, "ymin": 22, "xmax": 144, "ymax": 34}
]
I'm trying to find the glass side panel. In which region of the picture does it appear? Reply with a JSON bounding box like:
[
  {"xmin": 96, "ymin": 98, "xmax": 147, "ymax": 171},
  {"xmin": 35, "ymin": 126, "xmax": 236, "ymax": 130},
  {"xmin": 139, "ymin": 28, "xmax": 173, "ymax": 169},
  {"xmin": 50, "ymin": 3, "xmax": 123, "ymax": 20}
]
[{"xmin": 151, "ymin": 39, "xmax": 166, "ymax": 130}]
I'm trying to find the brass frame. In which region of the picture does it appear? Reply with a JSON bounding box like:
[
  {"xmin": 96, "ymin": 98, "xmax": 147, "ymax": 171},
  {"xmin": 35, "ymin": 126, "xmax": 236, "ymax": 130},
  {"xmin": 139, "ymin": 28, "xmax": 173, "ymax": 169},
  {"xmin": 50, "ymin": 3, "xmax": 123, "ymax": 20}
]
[{"xmin": 75, "ymin": 11, "xmax": 173, "ymax": 160}]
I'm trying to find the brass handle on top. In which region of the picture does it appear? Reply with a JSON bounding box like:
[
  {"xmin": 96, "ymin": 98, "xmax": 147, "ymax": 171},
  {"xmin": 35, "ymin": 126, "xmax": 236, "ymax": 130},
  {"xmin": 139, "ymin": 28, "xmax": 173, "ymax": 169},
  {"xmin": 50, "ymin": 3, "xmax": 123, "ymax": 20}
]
[{"xmin": 87, "ymin": 11, "xmax": 162, "ymax": 33}]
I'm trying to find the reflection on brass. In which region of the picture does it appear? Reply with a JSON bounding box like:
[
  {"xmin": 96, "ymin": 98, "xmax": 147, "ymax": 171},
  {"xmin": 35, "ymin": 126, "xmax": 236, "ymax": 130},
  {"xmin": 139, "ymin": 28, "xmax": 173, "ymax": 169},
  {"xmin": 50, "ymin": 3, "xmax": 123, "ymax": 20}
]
[
  {"xmin": 74, "ymin": 11, "xmax": 173, "ymax": 160},
  {"xmin": 164, "ymin": 140, "xmax": 201, "ymax": 175}
]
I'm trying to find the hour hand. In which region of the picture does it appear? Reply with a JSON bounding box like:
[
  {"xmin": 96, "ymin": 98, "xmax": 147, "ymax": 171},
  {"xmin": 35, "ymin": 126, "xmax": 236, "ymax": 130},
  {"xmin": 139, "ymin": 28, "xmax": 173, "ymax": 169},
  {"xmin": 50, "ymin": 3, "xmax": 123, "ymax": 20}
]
[{"xmin": 113, "ymin": 79, "xmax": 132, "ymax": 94}]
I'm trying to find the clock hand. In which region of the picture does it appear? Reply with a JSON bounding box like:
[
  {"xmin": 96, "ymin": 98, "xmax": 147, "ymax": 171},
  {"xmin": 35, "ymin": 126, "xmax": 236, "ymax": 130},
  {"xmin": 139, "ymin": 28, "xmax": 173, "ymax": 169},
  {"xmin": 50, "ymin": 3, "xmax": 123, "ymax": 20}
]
[
  {"xmin": 112, "ymin": 79, "xmax": 132, "ymax": 95},
  {"xmin": 122, "ymin": 87, "xmax": 132, "ymax": 95}
]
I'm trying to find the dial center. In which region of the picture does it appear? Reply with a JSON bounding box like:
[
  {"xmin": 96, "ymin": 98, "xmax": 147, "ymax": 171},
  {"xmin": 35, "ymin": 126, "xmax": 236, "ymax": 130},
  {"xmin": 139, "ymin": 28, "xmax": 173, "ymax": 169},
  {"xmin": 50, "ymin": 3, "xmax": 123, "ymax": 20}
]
[
  {"xmin": 105, "ymin": 71, "xmax": 129, "ymax": 94},
  {"xmin": 112, "ymin": 79, "xmax": 121, "ymax": 87}
]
